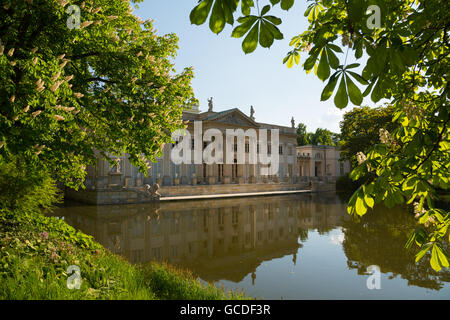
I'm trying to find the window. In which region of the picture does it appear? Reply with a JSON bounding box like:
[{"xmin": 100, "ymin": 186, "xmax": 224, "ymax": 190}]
[
  {"xmin": 232, "ymin": 211, "xmax": 239, "ymax": 224},
  {"xmin": 257, "ymin": 231, "xmax": 263, "ymax": 241},
  {"xmin": 233, "ymin": 143, "xmax": 238, "ymax": 152},
  {"xmin": 257, "ymin": 144, "xmax": 260, "ymax": 153},
  {"xmin": 279, "ymin": 145, "xmax": 283, "ymax": 155},
  {"xmin": 218, "ymin": 211, "xmax": 225, "ymax": 225},
  {"xmin": 245, "ymin": 143, "xmax": 249, "ymax": 153},
  {"xmin": 267, "ymin": 144, "xmax": 271, "ymax": 154},
  {"xmin": 152, "ymin": 247, "xmax": 162, "ymax": 259},
  {"xmin": 191, "ymin": 139, "xmax": 195, "ymax": 149}
]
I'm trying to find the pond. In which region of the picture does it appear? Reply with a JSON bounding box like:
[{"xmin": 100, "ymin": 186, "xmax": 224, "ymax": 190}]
[{"xmin": 51, "ymin": 192, "xmax": 450, "ymax": 299}]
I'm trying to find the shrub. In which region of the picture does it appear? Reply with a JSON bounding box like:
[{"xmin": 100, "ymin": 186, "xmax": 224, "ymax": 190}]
[{"xmin": 0, "ymin": 155, "xmax": 62, "ymax": 214}]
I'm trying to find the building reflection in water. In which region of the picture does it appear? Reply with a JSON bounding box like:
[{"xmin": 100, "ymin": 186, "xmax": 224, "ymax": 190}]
[{"xmin": 51, "ymin": 193, "xmax": 347, "ymax": 283}]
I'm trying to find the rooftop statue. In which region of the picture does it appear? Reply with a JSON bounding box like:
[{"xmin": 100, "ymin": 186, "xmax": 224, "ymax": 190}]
[{"xmin": 207, "ymin": 97, "xmax": 213, "ymax": 112}]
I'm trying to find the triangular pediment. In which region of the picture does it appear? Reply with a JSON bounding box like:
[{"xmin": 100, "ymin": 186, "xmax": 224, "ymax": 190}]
[{"xmin": 204, "ymin": 108, "xmax": 259, "ymax": 127}]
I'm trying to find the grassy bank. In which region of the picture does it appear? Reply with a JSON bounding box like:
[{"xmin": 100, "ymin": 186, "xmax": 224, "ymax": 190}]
[{"xmin": 0, "ymin": 209, "xmax": 247, "ymax": 300}]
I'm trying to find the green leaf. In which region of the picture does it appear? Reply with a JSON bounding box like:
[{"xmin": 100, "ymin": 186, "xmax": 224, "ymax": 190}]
[
  {"xmin": 326, "ymin": 47, "xmax": 339, "ymax": 69},
  {"xmin": 347, "ymin": 190, "xmax": 359, "ymax": 215},
  {"xmin": 370, "ymin": 78, "xmax": 383, "ymax": 102},
  {"xmin": 260, "ymin": 4, "xmax": 271, "ymax": 16},
  {"xmin": 431, "ymin": 244, "xmax": 442, "ymax": 271},
  {"xmin": 259, "ymin": 21, "xmax": 274, "ymax": 48},
  {"xmin": 280, "ymin": 0, "xmax": 294, "ymax": 11},
  {"xmin": 190, "ymin": 0, "xmax": 214, "ymax": 25},
  {"xmin": 241, "ymin": 0, "xmax": 254, "ymax": 15},
  {"xmin": 231, "ymin": 16, "xmax": 257, "ymax": 38},
  {"xmin": 317, "ymin": 49, "xmax": 330, "ymax": 81},
  {"xmin": 327, "ymin": 43, "xmax": 343, "ymax": 53},
  {"xmin": 345, "ymin": 74, "xmax": 363, "ymax": 105},
  {"xmin": 320, "ymin": 72, "xmax": 339, "ymax": 101},
  {"xmin": 304, "ymin": 4, "xmax": 313, "ymax": 17},
  {"xmin": 242, "ymin": 23, "xmax": 259, "ymax": 54},
  {"xmin": 345, "ymin": 63, "xmax": 360, "ymax": 69},
  {"xmin": 263, "ymin": 19, "xmax": 283, "ymax": 40},
  {"xmin": 303, "ymin": 53, "xmax": 318, "ymax": 71},
  {"xmin": 355, "ymin": 40, "xmax": 363, "ymax": 59},
  {"xmin": 286, "ymin": 54, "xmax": 294, "ymax": 68},
  {"xmin": 415, "ymin": 243, "xmax": 431, "ymax": 262},
  {"xmin": 263, "ymin": 15, "xmax": 282, "ymax": 25},
  {"xmin": 334, "ymin": 75, "xmax": 348, "ymax": 109},
  {"xmin": 209, "ymin": 0, "xmax": 226, "ymax": 34},
  {"xmin": 362, "ymin": 80, "xmax": 375, "ymax": 97},
  {"xmin": 355, "ymin": 193, "xmax": 368, "ymax": 216},
  {"xmin": 436, "ymin": 244, "xmax": 450, "ymax": 268},
  {"xmin": 347, "ymin": 71, "xmax": 368, "ymax": 85},
  {"xmin": 364, "ymin": 194, "xmax": 374, "ymax": 208}
]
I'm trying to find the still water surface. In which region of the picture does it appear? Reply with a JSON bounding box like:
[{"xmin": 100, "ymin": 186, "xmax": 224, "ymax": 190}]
[{"xmin": 52, "ymin": 193, "xmax": 450, "ymax": 299}]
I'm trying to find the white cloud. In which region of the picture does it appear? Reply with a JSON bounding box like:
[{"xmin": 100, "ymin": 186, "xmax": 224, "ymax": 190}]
[{"xmin": 329, "ymin": 233, "xmax": 345, "ymax": 245}]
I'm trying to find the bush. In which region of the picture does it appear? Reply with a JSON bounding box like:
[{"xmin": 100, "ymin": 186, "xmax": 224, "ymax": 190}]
[{"xmin": 0, "ymin": 155, "xmax": 62, "ymax": 214}]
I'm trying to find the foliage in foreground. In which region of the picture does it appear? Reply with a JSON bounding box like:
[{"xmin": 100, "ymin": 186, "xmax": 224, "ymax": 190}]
[
  {"xmin": 189, "ymin": 0, "xmax": 450, "ymax": 272},
  {"xmin": 0, "ymin": 209, "xmax": 247, "ymax": 300},
  {"xmin": 1, "ymin": 0, "xmax": 196, "ymax": 190}
]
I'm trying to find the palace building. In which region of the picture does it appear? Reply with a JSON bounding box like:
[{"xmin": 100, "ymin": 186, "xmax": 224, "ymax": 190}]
[{"xmin": 69, "ymin": 100, "xmax": 350, "ymax": 204}]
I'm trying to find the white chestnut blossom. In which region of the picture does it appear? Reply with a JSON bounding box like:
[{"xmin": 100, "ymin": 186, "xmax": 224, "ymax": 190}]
[{"xmin": 356, "ymin": 152, "xmax": 367, "ymax": 165}]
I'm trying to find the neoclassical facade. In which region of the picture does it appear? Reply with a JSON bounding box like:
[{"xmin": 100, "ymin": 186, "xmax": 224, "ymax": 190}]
[
  {"xmin": 296, "ymin": 145, "xmax": 351, "ymax": 181},
  {"xmin": 84, "ymin": 104, "xmax": 299, "ymax": 189},
  {"xmin": 73, "ymin": 103, "xmax": 351, "ymax": 203}
]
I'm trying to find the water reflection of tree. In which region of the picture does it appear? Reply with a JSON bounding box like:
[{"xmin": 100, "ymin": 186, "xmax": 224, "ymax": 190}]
[{"xmin": 342, "ymin": 206, "xmax": 450, "ymax": 290}]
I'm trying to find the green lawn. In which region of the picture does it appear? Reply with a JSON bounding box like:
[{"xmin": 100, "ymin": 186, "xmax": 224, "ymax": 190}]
[{"xmin": 0, "ymin": 209, "xmax": 248, "ymax": 300}]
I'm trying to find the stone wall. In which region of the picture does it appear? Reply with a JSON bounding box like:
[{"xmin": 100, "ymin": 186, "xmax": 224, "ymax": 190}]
[{"xmin": 65, "ymin": 182, "xmax": 313, "ymax": 205}]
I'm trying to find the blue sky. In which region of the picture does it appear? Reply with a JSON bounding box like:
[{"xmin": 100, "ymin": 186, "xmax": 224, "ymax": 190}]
[{"xmin": 134, "ymin": 1, "xmax": 366, "ymax": 133}]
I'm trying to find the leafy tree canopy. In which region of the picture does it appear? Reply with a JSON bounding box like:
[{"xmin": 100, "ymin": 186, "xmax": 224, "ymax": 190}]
[
  {"xmin": 296, "ymin": 122, "xmax": 338, "ymax": 146},
  {"xmin": 296, "ymin": 122, "xmax": 309, "ymax": 146},
  {"xmin": 189, "ymin": 0, "xmax": 450, "ymax": 271},
  {"xmin": 1, "ymin": 0, "xmax": 196, "ymax": 189},
  {"xmin": 339, "ymin": 105, "xmax": 396, "ymax": 166},
  {"xmin": 310, "ymin": 127, "xmax": 336, "ymax": 146}
]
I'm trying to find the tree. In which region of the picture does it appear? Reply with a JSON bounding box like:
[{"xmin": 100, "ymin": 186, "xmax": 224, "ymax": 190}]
[
  {"xmin": 0, "ymin": 0, "xmax": 196, "ymax": 194},
  {"xmin": 339, "ymin": 105, "xmax": 396, "ymax": 167},
  {"xmin": 296, "ymin": 123, "xmax": 337, "ymax": 146},
  {"xmin": 189, "ymin": 0, "xmax": 450, "ymax": 271},
  {"xmin": 331, "ymin": 132, "xmax": 340, "ymax": 146},
  {"xmin": 310, "ymin": 127, "xmax": 335, "ymax": 146},
  {"xmin": 296, "ymin": 122, "xmax": 309, "ymax": 146}
]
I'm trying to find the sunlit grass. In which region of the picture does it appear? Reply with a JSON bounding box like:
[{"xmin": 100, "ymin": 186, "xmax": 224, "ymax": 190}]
[{"xmin": 0, "ymin": 210, "xmax": 248, "ymax": 300}]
